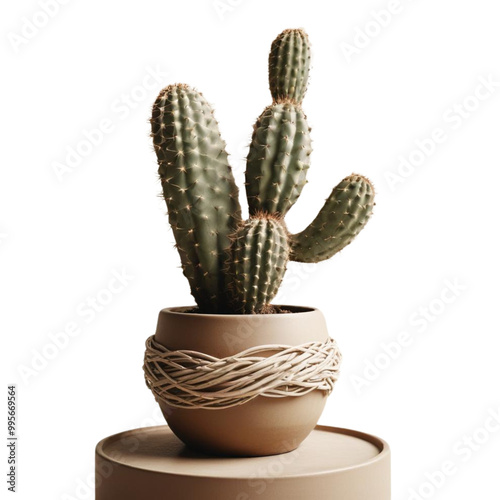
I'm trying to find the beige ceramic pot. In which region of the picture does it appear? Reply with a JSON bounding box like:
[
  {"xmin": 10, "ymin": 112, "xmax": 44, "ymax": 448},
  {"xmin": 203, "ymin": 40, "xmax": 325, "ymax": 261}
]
[{"xmin": 152, "ymin": 305, "xmax": 334, "ymax": 457}]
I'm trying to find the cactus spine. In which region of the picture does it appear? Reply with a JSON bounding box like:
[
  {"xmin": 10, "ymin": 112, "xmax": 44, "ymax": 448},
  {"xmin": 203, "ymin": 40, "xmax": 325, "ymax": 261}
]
[{"xmin": 151, "ymin": 29, "xmax": 375, "ymax": 314}]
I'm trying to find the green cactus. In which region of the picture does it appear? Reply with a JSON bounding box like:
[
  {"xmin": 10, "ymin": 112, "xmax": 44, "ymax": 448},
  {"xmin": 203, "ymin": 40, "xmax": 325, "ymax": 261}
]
[
  {"xmin": 151, "ymin": 84, "xmax": 241, "ymax": 312},
  {"xmin": 245, "ymin": 100, "xmax": 311, "ymax": 217},
  {"xmin": 227, "ymin": 216, "xmax": 289, "ymax": 314},
  {"xmin": 290, "ymin": 175, "xmax": 375, "ymax": 263},
  {"xmin": 269, "ymin": 28, "xmax": 311, "ymax": 103},
  {"xmin": 151, "ymin": 29, "xmax": 375, "ymax": 314}
]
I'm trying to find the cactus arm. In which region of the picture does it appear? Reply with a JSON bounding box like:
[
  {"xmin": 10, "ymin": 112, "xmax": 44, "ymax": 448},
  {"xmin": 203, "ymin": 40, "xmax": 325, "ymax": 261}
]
[
  {"xmin": 227, "ymin": 216, "xmax": 289, "ymax": 313},
  {"xmin": 289, "ymin": 175, "xmax": 375, "ymax": 263},
  {"xmin": 245, "ymin": 101, "xmax": 312, "ymax": 217},
  {"xmin": 269, "ymin": 28, "xmax": 311, "ymax": 103},
  {"xmin": 151, "ymin": 84, "xmax": 241, "ymax": 312}
]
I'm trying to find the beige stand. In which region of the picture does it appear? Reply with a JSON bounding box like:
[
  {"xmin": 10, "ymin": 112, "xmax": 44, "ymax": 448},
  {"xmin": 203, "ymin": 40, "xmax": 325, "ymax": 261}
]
[{"xmin": 95, "ymin": 425, "xmax": 390, "ymax": 499}]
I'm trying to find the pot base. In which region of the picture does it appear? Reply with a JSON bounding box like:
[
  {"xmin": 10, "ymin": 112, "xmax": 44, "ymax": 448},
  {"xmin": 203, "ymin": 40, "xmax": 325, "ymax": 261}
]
[
  {"xmin": 160, "ymin": 391, "xmax": 327, "ymax": 457},
  {"xmin": 95, "ymin": 424, "xmax": 391, "ymax": 500}
]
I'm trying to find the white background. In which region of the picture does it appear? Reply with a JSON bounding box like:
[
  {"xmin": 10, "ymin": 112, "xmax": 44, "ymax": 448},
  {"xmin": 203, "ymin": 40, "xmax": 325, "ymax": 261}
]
[{"xmin": 2, "ymin": 0, "xmax": 500, "ymax": 498}]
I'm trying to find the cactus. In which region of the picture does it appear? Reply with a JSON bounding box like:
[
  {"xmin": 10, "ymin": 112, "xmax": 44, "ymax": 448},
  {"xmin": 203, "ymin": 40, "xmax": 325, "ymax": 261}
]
[
  {"xmin": 290, "ymin": 175, "xmax": 375, "ymax": 263},
  {"xmin": 151, "ymin": 29, "xmax": 375, "ymax": 314},
  {"xmin": 245, "ymin": 101, "xmax": 312, "ymax": 217},
  {"xmin": 269, "ymin": 28, "xmax": 311, "ymax": 103},
  {"xmin": 227, "ymin": 216, "xmax": 289, "ymax": 314},
  {"xmin": 151, "ymin": 84, "xmax": 241, "ymax": 312}
]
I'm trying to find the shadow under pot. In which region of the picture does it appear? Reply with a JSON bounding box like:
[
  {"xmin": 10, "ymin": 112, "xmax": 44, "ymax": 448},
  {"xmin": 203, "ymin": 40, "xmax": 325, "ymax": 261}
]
[{"xmin": 143, "ymin": 306, "xmax": 341, "ymax": 457}]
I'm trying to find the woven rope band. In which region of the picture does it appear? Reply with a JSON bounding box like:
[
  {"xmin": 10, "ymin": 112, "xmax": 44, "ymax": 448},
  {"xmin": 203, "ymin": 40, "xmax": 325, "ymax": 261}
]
[{"xmin": 143, "ymin": 336, "xmax": 342, "ymax": 410}]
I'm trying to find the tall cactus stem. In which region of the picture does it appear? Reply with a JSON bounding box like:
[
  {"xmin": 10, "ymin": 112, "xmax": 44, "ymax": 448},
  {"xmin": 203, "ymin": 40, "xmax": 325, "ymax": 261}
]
[{"xmin": 151, "ymin": 84, "xmax": 241, "ymax": 312}]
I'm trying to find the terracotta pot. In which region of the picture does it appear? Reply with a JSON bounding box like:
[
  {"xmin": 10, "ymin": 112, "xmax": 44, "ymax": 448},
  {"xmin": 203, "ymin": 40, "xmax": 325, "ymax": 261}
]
[{"xmin": 152, "ymin": 305, "xmax": 334, "ymax": 457}]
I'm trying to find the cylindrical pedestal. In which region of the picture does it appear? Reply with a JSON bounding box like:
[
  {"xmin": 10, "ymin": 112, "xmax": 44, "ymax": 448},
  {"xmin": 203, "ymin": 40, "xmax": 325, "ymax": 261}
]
[{"xmin": 95, "ymin": 425, "xmax": 390, "ymax": 500}]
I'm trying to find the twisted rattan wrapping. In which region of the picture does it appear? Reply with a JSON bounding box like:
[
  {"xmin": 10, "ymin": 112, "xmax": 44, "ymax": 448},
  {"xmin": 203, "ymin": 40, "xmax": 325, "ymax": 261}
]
[{"xmin": 143, "ymin": 336, "xmax": 342, "ymax": 410}]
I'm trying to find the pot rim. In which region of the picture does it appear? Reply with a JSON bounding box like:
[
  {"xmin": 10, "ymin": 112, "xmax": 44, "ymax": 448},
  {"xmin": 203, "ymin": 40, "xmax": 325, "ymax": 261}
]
[{"xmin": 160, "ymin": 305, "xmax": 319, "ymax": 319}]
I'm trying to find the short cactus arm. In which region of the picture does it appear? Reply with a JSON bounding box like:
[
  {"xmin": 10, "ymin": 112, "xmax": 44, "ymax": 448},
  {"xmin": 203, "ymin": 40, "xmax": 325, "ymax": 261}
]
[
  {"xmin": 290, "ymin": 174, "xmax": 375, "ymax": 263},
  {"xmin": 151, "ymin": 84, "xmax": 241, "ymax": 312},
  {"xmin": 269, "ymin": 28, "xmax": 311, "ymax": 104},
  {"xmin": 245, "ymin": 101, "xmax": 312, "ymax": 217},
  {"xmin": 226, "ymin": 216, "xmax": 289, "ymax": 313}
]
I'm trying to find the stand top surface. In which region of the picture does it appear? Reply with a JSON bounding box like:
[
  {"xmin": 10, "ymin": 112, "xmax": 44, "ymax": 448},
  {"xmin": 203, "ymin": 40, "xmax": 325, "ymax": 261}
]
[{"xmin": 96, "ymin": 425, "xmax": 389, "ymax": 479}]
